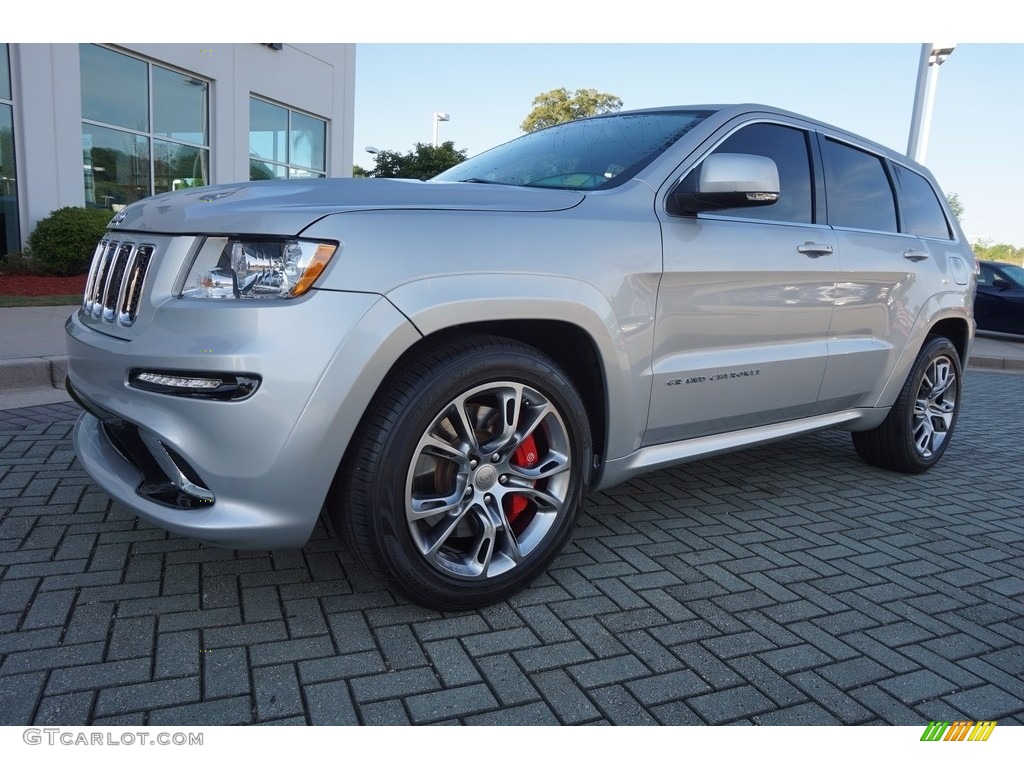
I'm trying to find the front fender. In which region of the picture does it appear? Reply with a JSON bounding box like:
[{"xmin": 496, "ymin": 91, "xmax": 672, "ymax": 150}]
[{"xmin": 385, "ymin": 273, "xmax": 652, "ymax": 463}]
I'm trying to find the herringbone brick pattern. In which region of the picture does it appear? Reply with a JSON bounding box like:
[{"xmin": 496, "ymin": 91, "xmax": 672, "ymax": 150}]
[{"xmin": 1, "ymin": 372, "xmax": 1022, "ymax": 725}]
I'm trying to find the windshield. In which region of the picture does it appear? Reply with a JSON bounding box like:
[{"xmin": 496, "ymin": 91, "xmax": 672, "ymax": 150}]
[
  {"xmin": 998, "ymin": 263, "xmax": 1024, "ymax": 287},
  {"xmin": 433, "ymin": 110, "xmax": 712, "ymax": 191}
]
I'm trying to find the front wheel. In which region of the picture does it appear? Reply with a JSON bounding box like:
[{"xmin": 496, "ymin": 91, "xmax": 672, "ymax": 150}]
[
  {"xmin": 852, "ymin": 336, "xmax": 962, "ymax": 473},
  {"xmin": 333, "ymin": 335, "xmax": 592, "ymax": 610}
]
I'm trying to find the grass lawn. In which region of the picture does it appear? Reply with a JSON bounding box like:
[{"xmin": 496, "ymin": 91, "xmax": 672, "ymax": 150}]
[{"xmin": 0, "ymin": 294, "xmax": 83, "ymax": 308}]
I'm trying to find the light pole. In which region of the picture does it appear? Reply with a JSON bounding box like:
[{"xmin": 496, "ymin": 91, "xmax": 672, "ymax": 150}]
[
  {"xmin": 907, "ymin": 43, "xmax": 955, "ymax": 164},
  {"xmin": 433, "ymin": 112, "xmax": 450, "ymax": 148}
]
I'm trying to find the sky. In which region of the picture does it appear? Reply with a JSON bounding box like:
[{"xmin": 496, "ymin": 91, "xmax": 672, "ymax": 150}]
[{"xmin": 353, "ymin": 42, "xmax": 1024, "ymax": 247}]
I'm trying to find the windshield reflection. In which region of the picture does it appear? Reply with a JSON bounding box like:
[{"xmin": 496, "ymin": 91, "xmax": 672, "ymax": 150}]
[{"xmin": 434, "ymin": 111, "xmax": 711, "ymax": 191}]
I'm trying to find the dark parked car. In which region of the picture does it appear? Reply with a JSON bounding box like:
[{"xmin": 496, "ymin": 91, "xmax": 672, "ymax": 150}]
[{"xmin": 975, "ymin": 260, "xmax": 1024, "ymax": 335}]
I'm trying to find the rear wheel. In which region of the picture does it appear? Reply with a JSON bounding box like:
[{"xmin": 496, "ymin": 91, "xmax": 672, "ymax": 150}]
[
  {"xmin": 334, "ymin": 335, "xmax": 591, "ymax": 610},
  {"xmin": 852, "ymin": 336, "xmax": 962, "ymax": 473}
]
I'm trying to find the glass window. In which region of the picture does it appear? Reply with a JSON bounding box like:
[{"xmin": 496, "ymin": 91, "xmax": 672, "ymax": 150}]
[
  {"xmin": 824, "ymin": 139, "xmax": 898, "ymax": 233},
  {"xmin": 436, "ymin": 111, "xmax": 710, "ymax": 190},
  {"xmin": 80, "ymin": 45, "xmax": 209, "ymax": 209},
  {"xmin": 82, "ymin": 124, "xmax": 151, "ymax": 208},
  {"xmin": 249, "ymin": 98, "xmax": 288, "ymax": 164},
  {"xmin": 1, "ymin": 43, "xmax": 10, "ymax": 101},
  {"xmin": 80, "ymin": 44, "xmax": 149, "ymax": 132},
  {"xmin": 249, "ymin": 96, "xmax": 325, "ymax": 179},
  {"xmin": 290, "ymin": 112, "xmax": 325, "ymax": 172},
  {"xmin": 1, "ymin": 45, "xmax": 20, "ymax": 255},
  {"xmin": 700, "ymin": 122, "xmax": 814, "ymax": 224},
  {"xmin": 893, "ymin": 164, "xmax": 951, "ymax": 240},
  {"xmin": 154, "ymin": 139, "xmax": 209, "ymax": 194},
  {"xmin": 153, "ymin": 66, "xmax": 208, "ymax": 144},
  {"xmin": 249, "ymin": 97, "xmax": 326, "ymax": 180}
]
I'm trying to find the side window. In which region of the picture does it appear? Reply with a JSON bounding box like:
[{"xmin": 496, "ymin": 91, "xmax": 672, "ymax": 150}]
[
  {"xmin": 693, "ymin": 123, "xmax": 815, "ymax": 224},
  {"xmin": 823, "ymin": 139, "xmax": 898, "ymax": 233},
  {"xmin": 977, "ymin": 263, "xmax": 994, "ymax": 286},
  {"xmin": 893, "ymin": 165, "xmax": 952, "ymax": 240}
]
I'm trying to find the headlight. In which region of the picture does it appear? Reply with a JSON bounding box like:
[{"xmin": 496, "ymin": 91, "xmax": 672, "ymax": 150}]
[{"xmin": 181, "ymin": 237, "xmax": 338, "ymax": 300}]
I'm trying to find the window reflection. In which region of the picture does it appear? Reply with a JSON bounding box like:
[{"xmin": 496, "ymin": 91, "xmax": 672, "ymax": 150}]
[
  {"xmin": 80, "ymin": 44, "xmax": 149, "ymax": 131},
  {"xmin": 153, "ymin": 68, "xmax": 208, "ymax": 145},
  {"xmin": 80, "ymin": 45, "xmax": 210, "ymax": 209},
  {"xmin": 1, "ymin": 103, "xmax": 20, "ymax": 255},
  {"xmin": 249, "ymin": 97, "xmax": 326, "ymax": 180},
  {"xmin": 83, "ymin": 125, "xmax": 151, "ymax": 208},
  {"xmin": 2, "ymin": 45, "xmax": 21, "ymax": 255}
]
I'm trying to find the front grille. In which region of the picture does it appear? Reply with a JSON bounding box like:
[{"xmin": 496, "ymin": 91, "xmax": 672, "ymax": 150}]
[{"xmin": 83, "ymin": 238, "xmax": 154, "ymax": 327}]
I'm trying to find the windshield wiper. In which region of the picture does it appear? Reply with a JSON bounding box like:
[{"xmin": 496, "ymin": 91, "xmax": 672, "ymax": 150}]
[{"xmin": 456, "ymin": 178, "xmax": 505, "ymax": 185}]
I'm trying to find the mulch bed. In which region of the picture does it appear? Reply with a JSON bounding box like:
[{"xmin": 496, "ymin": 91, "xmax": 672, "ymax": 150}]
[{"xmin": 0, "ymin": 275, "xmax": 88, "ymax": 296}]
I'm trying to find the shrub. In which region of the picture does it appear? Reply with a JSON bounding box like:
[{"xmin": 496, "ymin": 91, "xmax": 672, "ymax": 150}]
[
  {"xmin": 0, "ymin": 252, "xmax": 38, "ymax": 275},
  {"xmin": 27, "ymin": 206, "xmax": 112, "ymax": 276}
]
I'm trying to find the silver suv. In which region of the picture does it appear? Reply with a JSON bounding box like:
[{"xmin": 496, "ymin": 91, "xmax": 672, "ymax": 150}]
[{"xmin": 66, "ymin": 104, "xmax": 976, "ymax": 609}]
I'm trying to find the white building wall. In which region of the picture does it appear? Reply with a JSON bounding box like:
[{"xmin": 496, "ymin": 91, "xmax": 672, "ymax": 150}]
[{"xmin": 6, "ymin": 42, "xmax": 355, "ymax": 249}]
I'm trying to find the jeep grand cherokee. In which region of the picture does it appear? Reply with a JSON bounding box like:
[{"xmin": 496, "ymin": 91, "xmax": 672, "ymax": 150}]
[{"xmin": 66, "ymin": 104, "xmax": 977, "ymax": 609}]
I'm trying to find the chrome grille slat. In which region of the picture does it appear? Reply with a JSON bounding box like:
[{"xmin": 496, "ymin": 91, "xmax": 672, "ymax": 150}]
[
  {"xmin": 89, "ymin": 241, "xmax": 117, "ymax": 318},
  {"xmin": 81, "ymin": 238, "xmax": 154, "ymax": 328},
  {"xmin": 102, "ymin": 243, "xmax": 133, "ymax": 322},
  {"xmin": 83, "ymin": 240, "xmax": 106, "ymax": 313},
  {"xmin": 118, "ymin": 245, "xmax": 152, "ymax": 326}
]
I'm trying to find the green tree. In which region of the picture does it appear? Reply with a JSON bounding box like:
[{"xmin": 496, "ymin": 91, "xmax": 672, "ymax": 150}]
[
  {"xmin": 520, "ymin": 88, "xmax": 623, "ymax": 133},
  {"xmin": 365, "ymin": 141, "xmax": 468, "ymax": 180},
  {"xmin": 972, "ymin": 239, "xmax": 1023, "ymax": 266},
  {"xmin": 946, "ymin": 192, "xmax": 964, "ymax": 221}
]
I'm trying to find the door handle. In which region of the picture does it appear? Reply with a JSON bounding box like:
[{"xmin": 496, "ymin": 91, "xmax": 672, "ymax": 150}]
[
  {"xmin": 797, "ymin": 242, "xmax": 834, "ymax": 258},
  {"xmin": 903, "ymin": 249, "xmax": 930, "ymax": 262}
]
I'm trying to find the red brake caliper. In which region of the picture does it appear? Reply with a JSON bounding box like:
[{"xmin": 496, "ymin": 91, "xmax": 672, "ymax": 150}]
[{"xmin": 506, "ymin": 434, "xmax": 539, "ymax": 526}]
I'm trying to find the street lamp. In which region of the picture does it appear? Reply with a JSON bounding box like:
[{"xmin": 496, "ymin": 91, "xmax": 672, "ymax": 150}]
[
  {"xmin": 365, "ymin": 146, "xmax": 382, "ymax": 155},
  {"xmin": 433, "ymin": 112, "xmax": 450, "ymax": 148},
  {"xmin": 907, "ymin": 43, "xmax": 955, "ymax": 163}
]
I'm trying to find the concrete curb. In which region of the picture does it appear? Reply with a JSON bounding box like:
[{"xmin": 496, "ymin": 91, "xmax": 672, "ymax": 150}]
[
  {"xmin": 0, "ymin": 355, "xmax": 69, "ymax": 391},
  {"xmin": 966, "ymin": 355, "xmax": 1024, "ymax": 372}
]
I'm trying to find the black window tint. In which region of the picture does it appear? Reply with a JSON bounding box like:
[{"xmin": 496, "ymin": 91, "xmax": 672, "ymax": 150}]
[
  {"xmin": 893, "ymin": 165, "xmax": 951, "ymax": 239},
  {"xmin": 704, "ymin": 123, "xmax": 814, "ymax": 224},
  {"xmin": 977, "ymin": 263, "xmax": 995, "ymax": 286},
  {"xmin": 824, "ymin": 139, "xmax": 897, "ymax": 233}
]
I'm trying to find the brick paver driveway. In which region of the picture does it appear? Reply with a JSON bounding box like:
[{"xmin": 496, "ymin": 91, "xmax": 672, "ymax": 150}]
[{"xmin": 1, "ymin": 371, "xmax": 1022, "ymax": 726}]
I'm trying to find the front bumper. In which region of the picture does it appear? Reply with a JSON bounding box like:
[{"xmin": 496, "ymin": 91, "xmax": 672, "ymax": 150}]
[{"xmin": 66, "ymin": 289, "xmax": 420, "ymax": 549}]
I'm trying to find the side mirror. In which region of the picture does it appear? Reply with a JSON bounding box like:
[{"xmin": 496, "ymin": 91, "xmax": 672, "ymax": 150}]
[
  {"xmin": 669, "ymin": 153, "xmax": 780, "ymax": 215},
  {"xmin": 992, "ymin": 277, "xmax": 1011, "ymax": 290}
]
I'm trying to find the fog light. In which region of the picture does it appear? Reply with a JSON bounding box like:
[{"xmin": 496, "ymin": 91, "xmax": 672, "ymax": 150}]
[
  {"xmin": 136, "ymin": 372, "xmax": 223, "ymax": 389},
  {"xmin": 129, "ymin": 370, "xmax": 260, "ymax": 401}
]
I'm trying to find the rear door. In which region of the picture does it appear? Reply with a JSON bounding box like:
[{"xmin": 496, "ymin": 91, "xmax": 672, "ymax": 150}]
[{"xmin": 815, "ymin": 137, "xmax": 960, "ymax": 411}]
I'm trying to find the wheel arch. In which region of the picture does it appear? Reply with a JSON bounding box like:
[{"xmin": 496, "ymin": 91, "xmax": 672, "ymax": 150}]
[
  {"xmin": 382, "ymin": 273, "xmax": 652, "ymax": 471},
  {"xmin": 875, "ymin": 305, "xmax": 973, "ymax": 408},
  {"xmin": 926, "ymin": 316, "xmax": 971, "ymax": 364}
]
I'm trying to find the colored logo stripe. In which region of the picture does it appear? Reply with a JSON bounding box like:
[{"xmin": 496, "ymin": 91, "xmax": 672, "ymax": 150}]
[{"xmin": 920, "ymin": 721, "xmax": 996, "ymax": 742}]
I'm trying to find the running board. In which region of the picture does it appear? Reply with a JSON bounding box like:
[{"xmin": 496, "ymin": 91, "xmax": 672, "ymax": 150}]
[{"xmin": 596, "ymin": 410, "xmax": 865, "ymax": 490}]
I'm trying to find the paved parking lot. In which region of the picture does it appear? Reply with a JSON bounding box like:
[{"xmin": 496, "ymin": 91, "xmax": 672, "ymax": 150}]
[{"xmin": 1, "ymin": 371, "xmax": 1022, "ymax": 726}]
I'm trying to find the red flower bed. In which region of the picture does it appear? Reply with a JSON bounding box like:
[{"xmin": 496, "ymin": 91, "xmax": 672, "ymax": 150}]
[{"xmin": 0, "ymin": 274, "xmax": 87, "ymax": 296}]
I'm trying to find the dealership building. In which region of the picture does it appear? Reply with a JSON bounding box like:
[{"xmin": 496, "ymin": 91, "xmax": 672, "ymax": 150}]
[{"xmin": 0, "ymin": 43, "xmax": 356, "ymax": 256}]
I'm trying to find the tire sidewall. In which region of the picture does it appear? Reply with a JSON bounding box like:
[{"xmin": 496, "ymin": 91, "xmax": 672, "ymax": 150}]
[
  {"xmin": 367, "ymin": 344, "xmax": 591, "ymax": 610},
  {"xmin": 898, "ymin": 337, "xmax": 962, "ymax": 471}
]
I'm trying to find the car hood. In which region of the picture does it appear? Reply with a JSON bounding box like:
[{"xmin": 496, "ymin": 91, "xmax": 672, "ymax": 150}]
[{"xmin": 106, "ymin": 178, "xmax": 586, "ymax": 236}]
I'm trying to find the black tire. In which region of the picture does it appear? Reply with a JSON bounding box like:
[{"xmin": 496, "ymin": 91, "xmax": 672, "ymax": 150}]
[
  {"xmin": 332, "ymin": 334, "xmax": 592, "ymax": 611},
  {"xmin": 852, "ymin": 336, "xmax": 962, "ymax": 474}
]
